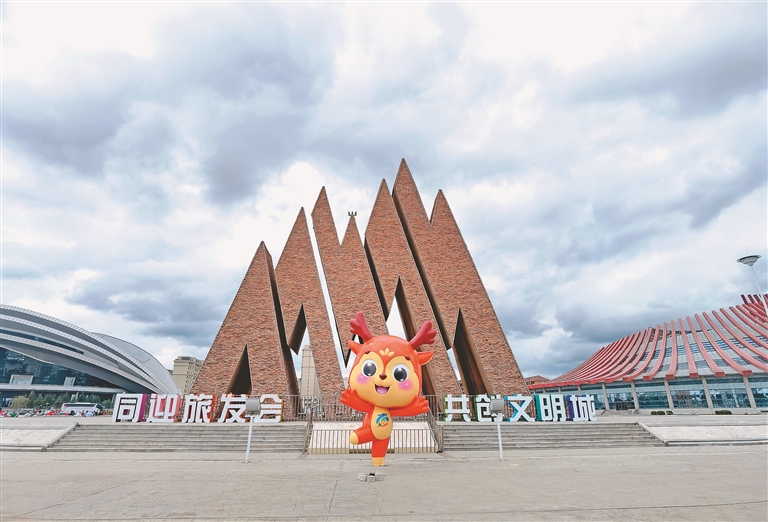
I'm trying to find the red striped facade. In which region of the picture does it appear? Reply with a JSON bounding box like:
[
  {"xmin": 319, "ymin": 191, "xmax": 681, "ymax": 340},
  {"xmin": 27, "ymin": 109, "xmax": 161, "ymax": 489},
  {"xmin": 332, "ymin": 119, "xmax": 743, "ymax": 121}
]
[{"xmin": 532, "ymin": 295, "xmax": 768, "ymax": 390}]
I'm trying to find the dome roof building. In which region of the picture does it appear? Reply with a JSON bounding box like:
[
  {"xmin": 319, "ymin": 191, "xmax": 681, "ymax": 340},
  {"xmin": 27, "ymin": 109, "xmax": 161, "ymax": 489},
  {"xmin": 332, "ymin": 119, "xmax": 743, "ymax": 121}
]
[
  {"xmin": 530, "ymin": 295, "xmax": 768, "ymax": 413},
  {"xmin": 0, "ymin": 305, "xmax": 179, "ymax": 405}
]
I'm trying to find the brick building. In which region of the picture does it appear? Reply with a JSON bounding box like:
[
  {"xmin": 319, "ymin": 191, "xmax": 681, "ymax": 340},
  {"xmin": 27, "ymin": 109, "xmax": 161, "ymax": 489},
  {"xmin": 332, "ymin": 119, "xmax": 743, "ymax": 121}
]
[{"xmin": 192, "ymin": 160, "xmax": 529, "ymax": 402}]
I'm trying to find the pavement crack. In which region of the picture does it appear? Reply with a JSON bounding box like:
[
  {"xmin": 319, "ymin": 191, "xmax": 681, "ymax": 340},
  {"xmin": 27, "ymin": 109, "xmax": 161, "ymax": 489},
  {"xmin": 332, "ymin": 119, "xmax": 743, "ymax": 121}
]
[
  {"xmin": 11, "ymin": 479, "xmax": 139, "ymax": 519},
  {"xmin": 325, "ymin": 461, "xmax": 343, "ymax": 521}
]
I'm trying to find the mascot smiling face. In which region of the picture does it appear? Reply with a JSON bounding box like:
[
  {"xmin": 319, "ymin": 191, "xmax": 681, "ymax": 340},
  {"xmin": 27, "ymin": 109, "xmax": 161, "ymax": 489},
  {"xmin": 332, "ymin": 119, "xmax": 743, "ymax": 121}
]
[{"xmin": 348, "ymin": 334, "xmax": 433, "ymax": 409}]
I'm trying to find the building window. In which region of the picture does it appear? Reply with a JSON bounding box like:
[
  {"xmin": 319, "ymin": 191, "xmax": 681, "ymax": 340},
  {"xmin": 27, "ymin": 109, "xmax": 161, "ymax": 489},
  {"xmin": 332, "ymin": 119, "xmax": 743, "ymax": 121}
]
[
  {"xmin": 634, "ymin": 381, "xmax": 669, "ymax": 409},
  {"xmin": 668, "ymin": 379, "xmax": 708, "ymax": 409},
  {"xmin": 0, "ymin": 348, "xmax": 113, "ymax": 388},
  {"xmin": 605, "ymin": 384, "xmax": 633, "ymax": 410},
  {"xmin": 749, "ymin": 376, "xmax": 768, "ymax": 408},
  {"xmin": 580, "ymin": 385, "xmax": 605, "ymax": 410},
  {"xmin": 706, "ymin": 377, "xmax": 751, "ymax": 408}
]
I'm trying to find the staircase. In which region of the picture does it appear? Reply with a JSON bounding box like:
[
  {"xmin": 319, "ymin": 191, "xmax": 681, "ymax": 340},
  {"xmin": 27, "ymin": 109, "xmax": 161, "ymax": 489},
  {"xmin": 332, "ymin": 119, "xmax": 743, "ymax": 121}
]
[
  {"xmin": 48, "ymin": 423, "xmax": 306, "ymax": 452},
  {"xmin": 441, "ymin": 422, "xmax": 662, "ymax": 451}
]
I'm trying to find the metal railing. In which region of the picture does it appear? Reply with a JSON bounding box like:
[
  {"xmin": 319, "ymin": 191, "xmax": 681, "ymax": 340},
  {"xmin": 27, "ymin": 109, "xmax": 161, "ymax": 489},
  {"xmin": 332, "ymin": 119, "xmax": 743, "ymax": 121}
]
[
  {"xmin": 301, "ymin": 407, "xmax": 314, "ymax": 454},
  {"xmin": 281, "ymin": 395, "xmax": 430, "ymax": 422},
  {"xmin": 280, "ymin": 394, "xmax": 536, "ymax": 423},
  {"xmin": 426, "ymin": 410, "xmax": 443, "ymax": 452},
  {"xmin": 307, "ymin": 427, "xmax": 437, "ymax": 454}
]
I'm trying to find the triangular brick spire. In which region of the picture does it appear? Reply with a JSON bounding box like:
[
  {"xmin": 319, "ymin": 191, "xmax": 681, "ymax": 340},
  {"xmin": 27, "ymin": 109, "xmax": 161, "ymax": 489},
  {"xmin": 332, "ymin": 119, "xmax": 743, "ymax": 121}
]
[
  {"xmin": 276, "ymin": 208, "xmax": 344, "ymax": 397},
  {"xmin": 393, "ymin": 164, "xmax": 528, "ymax": 397},
  {"xmin": 365, "ymin": 177, "xmax": 461, "ymax": 397},
  {"xmin": 311, "ymin": 188, "xmax": 387, "ymax": 363},
  {"xmin": 193, "ymin": 157, "xmax": 527, "ymax": 402},
  {"xmin": 192, "ymin": 242, "xmax": 294, "ymax": 397}
]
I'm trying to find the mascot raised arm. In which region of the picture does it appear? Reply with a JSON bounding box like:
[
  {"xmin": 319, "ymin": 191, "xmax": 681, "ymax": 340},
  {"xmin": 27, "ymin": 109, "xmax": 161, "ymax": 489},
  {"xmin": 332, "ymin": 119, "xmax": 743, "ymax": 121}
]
[{"xmin": 340, "ymin": 311, "xmax": 435, "ymax": 466}]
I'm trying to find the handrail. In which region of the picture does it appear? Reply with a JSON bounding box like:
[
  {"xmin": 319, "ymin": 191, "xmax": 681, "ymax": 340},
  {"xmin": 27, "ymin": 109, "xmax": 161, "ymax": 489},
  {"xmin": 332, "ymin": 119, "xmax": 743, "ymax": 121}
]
[
  {"xmin": 427, "ymin": 410, "xmax": 443, "ymax": 452},
  {"xmin": 42, "ymin": 422, "xmax": 79, "ymax": 451},
  {"xmin": 301, "ymin": 407, "xmax": 314, "ymax": 454},
  {"xmin": 636, "ymin": 421, "xmax": 668, "ymax": 446}
]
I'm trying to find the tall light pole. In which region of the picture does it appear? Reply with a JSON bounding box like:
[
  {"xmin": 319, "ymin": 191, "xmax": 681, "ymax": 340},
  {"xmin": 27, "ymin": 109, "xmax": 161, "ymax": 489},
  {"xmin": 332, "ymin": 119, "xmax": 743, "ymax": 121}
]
[{"xmin": 737, "ymin": 255, "xmax": 768, "ymax": 322}]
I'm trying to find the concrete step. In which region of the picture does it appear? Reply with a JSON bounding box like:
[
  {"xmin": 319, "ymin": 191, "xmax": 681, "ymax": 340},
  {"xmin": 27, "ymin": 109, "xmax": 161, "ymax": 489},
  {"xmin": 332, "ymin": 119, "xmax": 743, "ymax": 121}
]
[
  {"xmin": 50, "ymin": 423, "xmax": 307, "ymax": 452},
  {"xmin": 48, "ymin": 445, "xmax": 301, "ymax": 453},
  {"xmin": 440, "ymin": 422, "xmax": 661, "ymax": 450}
]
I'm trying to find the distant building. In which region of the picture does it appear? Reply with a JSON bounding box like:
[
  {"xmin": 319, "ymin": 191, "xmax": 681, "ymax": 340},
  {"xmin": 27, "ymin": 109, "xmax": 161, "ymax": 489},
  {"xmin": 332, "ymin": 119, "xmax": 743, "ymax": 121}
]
[
  {"xmin": 525, "ymin": 375, "xmax": 549, "ymax": 387},
  {"xmin": 0, "ymin": 305, "xmax": 179, "ymax": 406},
  {"xmin": 530, "ymin": 295, "xmax": 768, "ymax": 413},
  {"xmin": 172, "ymin": 356, "xmax": 203, "ymax": 395},
  {"xmin": 299, "ymin": 345, "xmax": 321, "ymax": 398}
]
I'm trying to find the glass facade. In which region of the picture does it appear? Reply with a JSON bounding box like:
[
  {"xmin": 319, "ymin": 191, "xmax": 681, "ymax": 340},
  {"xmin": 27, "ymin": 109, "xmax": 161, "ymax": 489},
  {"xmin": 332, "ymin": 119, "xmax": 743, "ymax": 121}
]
[
  {"xmin": 749, "ymin": 376, "xmax": 768, "ymax": 408},
  {"xmin": 706, "ymin": 377, "xmax": 751, "ymax": 408},
  {"xmin": 580, "ymin": 385, "xmax": 605, "ymax": 410},
  {"xmin": 0, "ymin": 347, "xmax": 114, "ymax": 388},
  {"xmin": 635, "ymin": 381, "xmax": 669, "ymax": 409},
  {"xmin": 668, "ymin": 379, "xmax": 708, "ymax": 409},
  {"xmin": 605, "ymin": 384, "xmax": 634, "ymax": 410}
]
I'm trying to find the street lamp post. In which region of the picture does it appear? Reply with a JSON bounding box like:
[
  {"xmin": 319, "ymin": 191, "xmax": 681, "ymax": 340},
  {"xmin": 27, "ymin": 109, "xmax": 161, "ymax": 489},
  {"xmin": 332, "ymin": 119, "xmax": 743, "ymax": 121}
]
[
  {"xmin": 244, "ymin": 398, "xmax": 262, "ymax": 463},
  {"xmin": 489, "ymin": 398, "xmax": 506, "ymax": 460},
  {"xmin": 737, "ymin": 255, "xmax": 768, "ymax": 322}
]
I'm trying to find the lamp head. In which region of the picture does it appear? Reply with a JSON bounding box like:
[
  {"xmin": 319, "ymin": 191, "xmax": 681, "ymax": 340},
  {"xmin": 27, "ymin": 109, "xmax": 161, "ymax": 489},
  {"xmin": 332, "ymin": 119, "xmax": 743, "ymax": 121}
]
[{"xmin": 737, "ymin": 255, "xmax": 761, "ymax": 267}]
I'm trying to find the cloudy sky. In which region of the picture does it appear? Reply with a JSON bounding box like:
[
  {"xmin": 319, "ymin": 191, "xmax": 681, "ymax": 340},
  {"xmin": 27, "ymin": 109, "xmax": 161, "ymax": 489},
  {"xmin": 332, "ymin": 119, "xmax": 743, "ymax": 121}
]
[{"xmin": 2, "ymin": 2, "xmax": 766, "ymax": 380}]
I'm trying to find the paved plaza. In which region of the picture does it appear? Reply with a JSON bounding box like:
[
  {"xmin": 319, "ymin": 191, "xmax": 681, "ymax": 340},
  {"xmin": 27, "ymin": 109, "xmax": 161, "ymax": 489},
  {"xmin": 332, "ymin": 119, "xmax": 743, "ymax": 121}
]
[{"xmin": 1, "ymin": 443, "xmax": 766, "ymax": 521}]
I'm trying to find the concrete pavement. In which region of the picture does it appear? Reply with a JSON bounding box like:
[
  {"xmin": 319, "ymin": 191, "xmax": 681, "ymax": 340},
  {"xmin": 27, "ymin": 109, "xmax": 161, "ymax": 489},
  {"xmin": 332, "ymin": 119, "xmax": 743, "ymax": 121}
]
[{"xmin": 2, "ymin": 445, "xmax": 766, "ymax": 521}]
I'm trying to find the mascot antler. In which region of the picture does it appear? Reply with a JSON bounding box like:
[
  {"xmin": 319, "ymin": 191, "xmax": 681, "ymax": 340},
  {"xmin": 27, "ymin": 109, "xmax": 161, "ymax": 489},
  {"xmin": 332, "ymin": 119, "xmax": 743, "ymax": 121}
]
[
  {"xmin": 409, "ymin": 320, "xmax": 436, "ymax": 349},
  {"xmin": 349, "ymin": 311, "xmax": 373, "ymax": 342}
]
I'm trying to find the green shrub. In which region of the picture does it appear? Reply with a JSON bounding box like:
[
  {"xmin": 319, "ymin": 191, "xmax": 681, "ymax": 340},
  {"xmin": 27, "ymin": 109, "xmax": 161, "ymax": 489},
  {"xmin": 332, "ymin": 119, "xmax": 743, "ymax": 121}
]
[
  {"xmin": 714, "ymin": 410, "xmax": 732, "ymax": 415},
  {"xmin": 650, "ymin": 410, "xmax": 665, "ymax": 415},
  {"xmin": 10, "ymin": 395, "xmax": 29, "ymax": 409}
]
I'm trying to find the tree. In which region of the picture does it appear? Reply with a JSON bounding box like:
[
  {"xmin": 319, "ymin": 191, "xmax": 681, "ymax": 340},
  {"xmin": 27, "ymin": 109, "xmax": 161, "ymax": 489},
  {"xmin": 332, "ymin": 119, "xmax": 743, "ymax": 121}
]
[
  {"xmin": 27, "ymin": 391, "xmax": 40, "ymax": 409},
  {"xmin": 10, "ymin": 395, "xmax": 28, "ymax": 409},
  {"xmin": 52, "ymin": 394, "xmax": 68, "ymax": 408}
]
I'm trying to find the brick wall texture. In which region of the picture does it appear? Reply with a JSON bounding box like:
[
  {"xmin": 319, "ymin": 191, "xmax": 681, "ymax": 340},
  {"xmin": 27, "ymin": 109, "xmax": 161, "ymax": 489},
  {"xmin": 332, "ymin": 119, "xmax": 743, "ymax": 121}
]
[
  {"xmin": 392, "ymin": 161, "xmax": 528, "ymax": 396},
  {"xmin": 192, "ymin": 160, "xmax": 530, "ymax": 401},
  {"xmin": 311, "ymin": 187, "xmax": 387, "ymax": 364},
  {"xmin": 191, "ymin": 242, "xmax": 296, "ymax": 397}
]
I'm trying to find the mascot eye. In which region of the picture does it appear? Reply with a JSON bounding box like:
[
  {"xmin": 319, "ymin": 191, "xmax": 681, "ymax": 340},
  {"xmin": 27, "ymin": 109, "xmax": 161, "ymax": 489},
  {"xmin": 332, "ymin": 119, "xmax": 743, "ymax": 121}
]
[
  {"xmin": 393, "ymin": 364, "xmax": 409, "ymax": 382},
  {"xmin": 362, "ymin": 361, "xmax": 377, "ymax": 377}
]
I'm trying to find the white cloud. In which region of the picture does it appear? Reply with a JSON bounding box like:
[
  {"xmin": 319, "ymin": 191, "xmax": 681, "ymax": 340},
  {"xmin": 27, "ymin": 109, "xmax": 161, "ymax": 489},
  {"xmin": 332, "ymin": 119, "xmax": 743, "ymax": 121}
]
[{"xmin": 2, "ymin": 3, "xmax": 765, "ymax": 381}]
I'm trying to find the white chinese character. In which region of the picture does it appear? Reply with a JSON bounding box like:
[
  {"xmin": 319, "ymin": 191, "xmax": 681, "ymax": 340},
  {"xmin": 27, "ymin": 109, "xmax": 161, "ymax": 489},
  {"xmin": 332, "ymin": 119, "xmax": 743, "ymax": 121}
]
[
  {"xmin": 181, "ymin": 394, "xmax": 214, "ymax": 423},
  {"xmin": 253, "ymin": 394, "xmax": 283, "ymax": 423},
  {"xmin": 112, "ymin": 394, "xmax": 147, "ymax": 422},
  {"xmin": 475, "ymin": 394, "xmax": 504, "ymax": 422},
  {"xmin": 146, "ymin": 394, "xmax": 182, "ymax": 423},
  {"xmin": 505, "ymin": 394, "xmax": 534, "ymax": 422},
  {"xmin": 444, "ymin": 394, "xmax": 472, "ymax": 422},
  {"xmin": 567, "ymin": 395, "xmax": 595, "ymax": 421},
  {"xmin": 567, "ymin": 395, "xmax": 585, "ymax": 421},
  {"xmin": 535, "ymin": 394, "xmax": 553, "ymax": 421},
  {"xmin": 218, "ymin": 394, "xmax": 248, "ymax": 423},
  {"xmin": 579, "ymin": 395, "xmax": 595, "ymax": 421},
  {"xmin": 551, "ymin": 394, "xmax": 567, "ymax": 422}
]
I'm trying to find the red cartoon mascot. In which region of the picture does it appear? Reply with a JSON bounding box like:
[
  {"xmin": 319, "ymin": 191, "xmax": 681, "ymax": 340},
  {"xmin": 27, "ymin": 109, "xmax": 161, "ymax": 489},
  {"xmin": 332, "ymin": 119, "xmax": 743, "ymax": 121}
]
[{"xmin": 340, "ymin": 311, "xmax": 435, "ymax": 466}]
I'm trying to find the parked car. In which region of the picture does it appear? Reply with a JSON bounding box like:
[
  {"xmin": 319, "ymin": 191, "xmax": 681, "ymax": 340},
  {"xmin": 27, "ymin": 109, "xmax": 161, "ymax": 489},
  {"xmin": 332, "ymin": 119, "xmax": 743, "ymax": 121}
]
[{"xmin": 17, "ymin": 409, "xmax": 35, "ymax": 417}]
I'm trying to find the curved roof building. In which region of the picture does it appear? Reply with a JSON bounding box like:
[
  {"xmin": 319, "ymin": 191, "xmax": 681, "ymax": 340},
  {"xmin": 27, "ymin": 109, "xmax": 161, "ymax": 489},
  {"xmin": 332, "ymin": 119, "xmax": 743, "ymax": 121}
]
[
  {"xmin": 0, "ymin": 305, "xmax": 179, "ymax": 401},
  {"xmin": 530, "ymin": 295, "xmax": 768, "ymax": 413}
]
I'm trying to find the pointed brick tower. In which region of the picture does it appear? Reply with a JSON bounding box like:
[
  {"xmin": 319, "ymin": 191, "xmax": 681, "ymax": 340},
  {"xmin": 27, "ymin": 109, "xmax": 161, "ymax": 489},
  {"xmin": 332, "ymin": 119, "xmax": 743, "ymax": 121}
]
[
  {"xmin": 191, "ymin": 242, "xmax": 296, "ymax": 397},
  {"xmin": 193, "ymin": 158, "xmax": 527, "ymax": 404},
  {"xmin": 392, "ymin": 159, "xmax": 527, "ymax": 396},
  {"xmin": 365, "ymin": 179, "xmax": 461, "ymax": 397},
  {"xmin": 275, "ymin": 208, "xmax": 345, "ymax": 398},
  {"xmin": 311, "ymin": 187, "xmax": 387, "ymax": 363}
]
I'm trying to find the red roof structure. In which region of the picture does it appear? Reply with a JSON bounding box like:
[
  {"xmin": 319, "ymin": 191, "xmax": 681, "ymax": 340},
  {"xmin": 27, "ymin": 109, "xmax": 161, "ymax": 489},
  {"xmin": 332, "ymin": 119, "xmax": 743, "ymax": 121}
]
[{"xmin": 531, "ymin": 295, "xmax": 768, "ymax": 390}]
